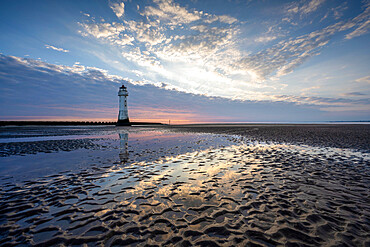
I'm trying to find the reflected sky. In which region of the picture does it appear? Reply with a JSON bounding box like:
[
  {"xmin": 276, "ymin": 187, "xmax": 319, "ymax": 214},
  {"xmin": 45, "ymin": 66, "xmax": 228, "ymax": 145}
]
[
  {"xmin": 0, "ymin": 126, "xmax": 369, "ymax": 245},
  {"xmin": 0, "ymin": 126, "xmax": 238, "ymax": 183},
  {"xmin": 96, "ymin": 141, "xmax": 370, "ymax": 219}
]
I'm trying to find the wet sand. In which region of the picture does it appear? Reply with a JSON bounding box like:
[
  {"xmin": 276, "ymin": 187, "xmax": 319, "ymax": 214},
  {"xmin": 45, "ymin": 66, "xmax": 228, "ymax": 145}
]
[
  {"xmin": 170, "ymin": 124, "xmax": 370, "ymax": 152},
  {"xmin": 0, "ymin": 125, "xmax": 369, "ymax": 246},
  {"xmin": 0, "ymin": 127, "xmax": 236, "ymax": 182}
]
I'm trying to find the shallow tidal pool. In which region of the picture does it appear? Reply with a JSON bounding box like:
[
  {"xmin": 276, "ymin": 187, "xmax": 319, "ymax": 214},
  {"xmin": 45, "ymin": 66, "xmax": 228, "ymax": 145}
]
[{"xmin": 0, "ymin": 126, "xmax": 369, "ymax": 246}]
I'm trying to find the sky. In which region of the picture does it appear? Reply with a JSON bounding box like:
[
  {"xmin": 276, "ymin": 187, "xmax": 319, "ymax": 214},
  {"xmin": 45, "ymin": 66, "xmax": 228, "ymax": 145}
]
[{"xmin": 0, "ymin": 0, "xmax": 369, "ymax": 123}]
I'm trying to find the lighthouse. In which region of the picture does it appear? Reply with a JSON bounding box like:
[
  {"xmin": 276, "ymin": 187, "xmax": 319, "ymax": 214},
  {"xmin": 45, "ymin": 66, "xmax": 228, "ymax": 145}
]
[{"xmin": 117, "ymin": 85, "xmax": 131, "ymax": 126}]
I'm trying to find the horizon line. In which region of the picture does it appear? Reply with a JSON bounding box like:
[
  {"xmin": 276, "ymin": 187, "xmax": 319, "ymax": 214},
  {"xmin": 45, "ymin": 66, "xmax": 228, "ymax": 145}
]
[{"xmin": 1, "ymin": 120, "xmax": 369, "ymax": 125}]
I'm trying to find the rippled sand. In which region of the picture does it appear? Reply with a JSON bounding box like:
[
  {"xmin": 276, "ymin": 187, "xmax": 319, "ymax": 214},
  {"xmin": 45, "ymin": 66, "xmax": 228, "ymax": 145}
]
[{"xmin": 1, "ymin": 138, "xmax": 369, "ymax": 246}]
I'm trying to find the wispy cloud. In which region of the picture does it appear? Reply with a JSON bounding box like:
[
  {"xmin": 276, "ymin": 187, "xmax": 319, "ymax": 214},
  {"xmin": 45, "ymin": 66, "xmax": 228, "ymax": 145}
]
[
  {"xmin": 254, "ymin": 36, "xmax": 277, "ymax": 43},
  {"xmin": 79, "ymin": 22, "xmax": 125, "ymax": 39},
  {"xmin": 345, "ymin": 19, "xmax": 370, "ymax": 39},
  {"xmin": 1, "ymin": 54, "xmax": 368, "ymax": 120},
  {"xmin": 355, "ymin": 75, "xmax": 370, "ymax": 84},
  {"xmin": 75, "ymin": 0, "xmax": 370, "ymax": 108},
  {"xmin": 286, "ymin": 0, "xmax": 326, "ymax": 15},
  {"xmin": 2, "ymin": 1, "xmax": 370, "ymax": 121},
  {"xmin": 341, "ymin": 92, "xmax": 367, "ymax": 97},
  {"xmin": 78, "ymin": 0, "xmax": 248, "ymax": 98},
  {"xmin": 2, "ymin": 54, "xmax": 368, "ymax": 109},
  {"xmin": 45, "ymin": 44, "xmax": 69, "ymax": 53},
  {"xmin": 142, "ymin": 0, "xmax": 201, "ymax": 25},
  {"xmin": 237, "ymin": 3, "xmax": 370, "ymax": 80},
  {"xmin": 345, "ymin": 1, "xmax": 370, "ymax": 39}
]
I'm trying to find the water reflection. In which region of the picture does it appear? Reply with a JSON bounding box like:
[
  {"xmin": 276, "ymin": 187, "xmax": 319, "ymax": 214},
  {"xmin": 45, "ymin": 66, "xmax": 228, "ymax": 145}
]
[
  {"xmin": 0, "ymin": 127, "xmax": 240, "ymax": 183},
  {"xmin": 119, "ymin": 132, "xmax": 129, "ymax": 163},
  {"xmin": 1, "ymin": 136, "xmax": 369, "ymax": 246}
]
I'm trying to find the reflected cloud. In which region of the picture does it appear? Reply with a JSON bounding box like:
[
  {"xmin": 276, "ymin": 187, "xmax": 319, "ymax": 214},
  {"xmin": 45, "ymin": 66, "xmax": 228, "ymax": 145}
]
[{"xmin": 2, "ymin": 129, "xmax": 369, "ymax": 245}]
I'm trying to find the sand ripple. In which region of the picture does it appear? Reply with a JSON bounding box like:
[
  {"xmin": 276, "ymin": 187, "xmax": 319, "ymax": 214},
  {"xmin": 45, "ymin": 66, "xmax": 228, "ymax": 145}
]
[{"xmin": 0, "ymin": 143, "xmax": 369, "ymax": 246}]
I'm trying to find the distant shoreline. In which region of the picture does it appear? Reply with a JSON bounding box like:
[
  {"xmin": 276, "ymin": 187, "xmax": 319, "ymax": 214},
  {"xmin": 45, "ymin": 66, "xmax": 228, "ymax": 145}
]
[
  {"xmin": 1, "ymin": 121, "xmax": 369, "ymax": 126},
  {"xmin": 0, "ymin": 121, "xmax": 165, "ymax": 126}
]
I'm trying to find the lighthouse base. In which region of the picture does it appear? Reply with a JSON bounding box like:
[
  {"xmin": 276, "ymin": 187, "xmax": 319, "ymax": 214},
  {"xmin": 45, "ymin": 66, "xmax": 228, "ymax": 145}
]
[{"xmin": 116, "ymin": 118, "xmax": 131, "ymax": 126}]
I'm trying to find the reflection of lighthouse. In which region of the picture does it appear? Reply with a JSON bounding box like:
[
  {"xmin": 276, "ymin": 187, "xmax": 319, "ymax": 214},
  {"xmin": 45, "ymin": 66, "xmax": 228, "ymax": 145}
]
[
  {"xmin": 117, "ymin": 85, "xmax": 131, "ymax": 126},
  {"xmin": 119, "ymin": 133, "xmax": 129, "ymax": 163}
]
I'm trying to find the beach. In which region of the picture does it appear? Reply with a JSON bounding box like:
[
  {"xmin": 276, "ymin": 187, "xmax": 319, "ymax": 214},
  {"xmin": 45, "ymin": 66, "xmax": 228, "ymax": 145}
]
[{"xmin": 0, "ymin": 124, "xmax": 369, "ymax": 246}]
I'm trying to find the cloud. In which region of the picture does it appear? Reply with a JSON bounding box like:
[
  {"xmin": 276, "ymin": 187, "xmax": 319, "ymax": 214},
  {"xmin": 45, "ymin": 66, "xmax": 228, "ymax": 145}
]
[
  {"xmin": 341, "ymin": 92, "xmax": 367, "ymax": 97},
  {"xmin": 45, "ymin": 44, "xmax": 69, "ymax": 53},
  {"xmin": 1, "ymin": 54, "xmax": 367, "ymax": 109},
  {"xmin": 0, "ymin": 54, "xmax": 127, "ymax": 85},
  {"xmin": 286, "ymin": 0, "xmax": 326, "ymax": 15},
  {"xmin": 236, "ymin": 31, "xmax": 328, "ymax": 80},
  {"xmin": 355, "ymin": 75, "xmax": 370, "ymax": 84},
  {"xmin": 270, "ymin": 94, "xmax": 370, "ymax": 113},
  {"xmin": 78, "ymin": 0, "xmax": 244, "ymax": 99},
  {"xmin": 319, "ymin": 2, "xmax": 348, "ymax": 22},
  {"xmin": 125, "ymin": 20, "xmax": 166, "ymax": 45},
  {"xmin": 0, "ymin": 54, "xmax": 369, "ymax": 121},
  {"xmin": 110, "ymin": 1, "xmax": 125, "ymax": 18},
  {"xmin": 300, "ymin": 85, "xmax": 320, "ymax": 96},
  {"xmin": 76, "ymin": 0, "xmax": 370, "ymax": 106},
  {"xmin": 218, "ymin": 15, "xmax": 238, "ymax": 24},
  {"xmin": 142, "ymin": 0, "xmax": 201, "ymax": 25},
  {"xmin": 345, "ymin": 19, "xmax": 370, "ymax": 39},
  {"xmin": 236, "ymin": 3, "xmax": 370, "ymax": 80},
  {"xmin": 332, "ymin": 2, "xmax": 348, "ymax": 20},
  {"xmin": 345, "ymin": 2, "xmax": 370, "ymax": 39},
  {"xmin": 79, "ymin": 22, "xmax": 125, "ymax": 39},
  {"xmin": 254, "ymin": 36, "xmax": 277, "ymax": 43},
  {"xmin": 301, "ymin": 0, "xmax": 325, "ymax": 14},
  {"xmin": 205, "ymin": 15, "xmax": 238, "ymax": 24}
]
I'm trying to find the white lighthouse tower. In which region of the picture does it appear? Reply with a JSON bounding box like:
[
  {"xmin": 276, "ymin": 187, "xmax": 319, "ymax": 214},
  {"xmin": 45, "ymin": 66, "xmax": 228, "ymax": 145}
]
[{"xmin": 117, "ymin": 85, "xmax": 131, "ymax": 126}]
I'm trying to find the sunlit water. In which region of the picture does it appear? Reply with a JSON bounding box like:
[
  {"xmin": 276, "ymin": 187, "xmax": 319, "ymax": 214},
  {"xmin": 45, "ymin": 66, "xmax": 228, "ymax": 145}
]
[
  {"xmin": 0, "ymin": 126, "xmax": 238, "ymax": 183},
  {"xmin": 0, "ymin": 126, "xmax": 369, "ymax": 246}
]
